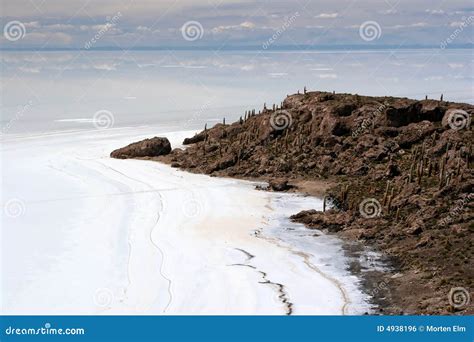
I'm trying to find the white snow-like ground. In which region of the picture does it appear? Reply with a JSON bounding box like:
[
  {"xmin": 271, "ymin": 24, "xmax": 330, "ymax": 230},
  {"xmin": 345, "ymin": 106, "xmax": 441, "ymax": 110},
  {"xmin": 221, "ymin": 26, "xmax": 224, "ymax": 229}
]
[{"xmin": 1, "ymin": 126, "xmax": 373, "ymax": 315}]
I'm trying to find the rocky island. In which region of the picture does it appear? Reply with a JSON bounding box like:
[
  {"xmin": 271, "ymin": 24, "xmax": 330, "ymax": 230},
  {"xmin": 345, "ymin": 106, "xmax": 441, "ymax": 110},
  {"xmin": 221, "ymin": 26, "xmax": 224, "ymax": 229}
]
[{"xmin": 111, "ymin": 91, "xmax": 473, "ymax": 315}]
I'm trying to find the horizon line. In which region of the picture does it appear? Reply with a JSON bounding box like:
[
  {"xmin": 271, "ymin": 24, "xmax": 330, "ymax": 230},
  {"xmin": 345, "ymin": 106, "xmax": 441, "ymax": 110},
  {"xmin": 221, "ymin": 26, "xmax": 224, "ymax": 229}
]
[{"xmin": 1, "ymin": 44, "xmax": 473, "ymax": 52}]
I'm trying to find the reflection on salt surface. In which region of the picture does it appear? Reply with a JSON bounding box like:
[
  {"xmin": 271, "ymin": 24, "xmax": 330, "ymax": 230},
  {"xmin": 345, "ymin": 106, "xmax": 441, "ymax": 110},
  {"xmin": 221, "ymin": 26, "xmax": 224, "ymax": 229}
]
[{"xmin": 1, "ymin": 50, "xmax": 472, "ymax": 134}]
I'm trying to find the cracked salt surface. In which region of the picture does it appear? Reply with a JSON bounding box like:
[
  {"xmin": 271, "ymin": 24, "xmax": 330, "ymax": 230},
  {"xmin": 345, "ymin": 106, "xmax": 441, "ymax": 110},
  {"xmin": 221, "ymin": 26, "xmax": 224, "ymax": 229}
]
[{"xmin": 261, "ymin": 193, "xmax": 379, "ymax": 314}]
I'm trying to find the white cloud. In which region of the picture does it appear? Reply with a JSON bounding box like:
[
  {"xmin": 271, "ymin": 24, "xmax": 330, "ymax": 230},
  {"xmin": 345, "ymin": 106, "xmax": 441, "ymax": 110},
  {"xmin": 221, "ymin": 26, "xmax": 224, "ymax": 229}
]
[
  {"xmin": 78, "ymin": 23, "xmax": 121, "ymax": 34},
  {"xmin": 452, "ymin": 10, "xmax": 472, "ymax": 14},
  {"xmin": 388, "ymin": 22, "xmax": 428, "ymax": 29},
  {"xmin": 424, "ymin": 76, "xmax": 443, "ymax": 81},
  {"xmin": 18, "ymin": 66, "xmax": 41, "ymax": 73},
  {"xmin": 408, "ymin": 22, "xmax": 428, "ymax": 28},
  {"xmin": 425, "ymin": 9, "xmax": 445, "ymax": 15},
  {"xmin": 212, "ymin": 21, "xmax": 256, "ymax": 33},
  {"xmin": 92, "ymin": 63, "xmax": 118, "ymax": 71},
  {"xmin": 315, "ymin": 13, "xmax": 339, "ymax": 19},
  {"xmin": 318, "ymin": 73, "xmax": 338, "ymax": 79},
  {"xmin": 24, "ymin": 32, "xmax": 73, "ymax": 44},
  {"xmin": 240, "ymin": 21, "xmax": 256, "ymax": 29},
  {"xmin": 43, "ymin": 24, "xmax": 75, "ymax": 30},
  {"xmin": 449, "ymin": 21, "xmax": 467, "ymax": 27},
  {"xmin": 136, "ymin": 26, "xmax": 151, "ymax": 32},
  {"xmin": 305, "ymin": 25, "xmax": 325, "ymax": 29},
  {"xmin": 381, "ymin": 9, "xmax": 398, "ymax": 15},
  {"xmin": 240, "ymin": 65, "xmax": 254, "ymax": 71},
  {"xmin": 2, "ymin": 0, "xmax": 473, "ymax": 48},
  {"xmin": 23, "ymin": 21, "xmax": 41, "ymax": 28},
  {"xmin": 91, "ymin": 24, "xmax": 114, "ymax": 31}
]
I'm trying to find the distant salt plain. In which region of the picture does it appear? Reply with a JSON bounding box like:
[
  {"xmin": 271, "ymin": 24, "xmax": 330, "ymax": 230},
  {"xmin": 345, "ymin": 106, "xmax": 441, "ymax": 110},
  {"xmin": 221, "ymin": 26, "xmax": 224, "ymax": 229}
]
[{"xmin": 1, "ymin": 126, "xmax": 373, "ymax": 315}]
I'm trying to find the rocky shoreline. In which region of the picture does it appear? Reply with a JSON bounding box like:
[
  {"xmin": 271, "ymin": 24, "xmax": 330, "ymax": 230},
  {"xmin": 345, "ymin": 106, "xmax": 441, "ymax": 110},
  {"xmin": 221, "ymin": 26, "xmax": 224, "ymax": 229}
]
[{"xmin": 111, "ymin": 91, "xmax": 473, "ymax": 315}]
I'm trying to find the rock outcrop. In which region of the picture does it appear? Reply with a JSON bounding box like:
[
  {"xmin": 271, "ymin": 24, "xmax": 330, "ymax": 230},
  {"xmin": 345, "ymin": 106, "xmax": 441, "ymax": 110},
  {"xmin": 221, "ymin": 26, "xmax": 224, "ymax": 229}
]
[
  {"xmin": 268, "ymin": 178, "xmax": 292, "ymax": 191},
  {"xmin": 157, "ymin": 91, "xmax": 473, "ymax": 315},
  {"xmin": 110, "ymin": 137, "xmax": 171, "ymax": 159}
]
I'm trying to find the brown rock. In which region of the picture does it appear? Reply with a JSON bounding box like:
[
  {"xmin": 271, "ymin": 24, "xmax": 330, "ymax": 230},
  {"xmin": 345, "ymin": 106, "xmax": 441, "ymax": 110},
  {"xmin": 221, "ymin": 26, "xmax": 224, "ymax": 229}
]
[
  {"xmin": 290, "ymin": 209, "xmax": 318, "ymax": 224},
  {"xmin": 268, "ymin": 178, "xmax": 292, "ymax": 191},
  {"xmin": 291, "ymin": 210, "xmax": 349, "ymax": 233},
  {"xmin": 406, "ymin": 222, "xmax": 423, "ymax": 235},
  {"xmin": 386, "ymin": 161, "xmax": 401, "ymax": 178},
  {"xmin": 396, "ymin": 121, "xmax": 436, "ymax": 148},
  {"xmin": 110, "ymin": 137, "xmax": 171, "ymax": 159},
  {"xmin": 333, "ymin": 103, "xmax": 356, "ymax": 117},
  {"xmin": 385, "ymin": 101, "xmax": 420, "ymax": 127},
  {"xmin": 183, "ymin": 132, "xmax": 206, "ymax": 145}
]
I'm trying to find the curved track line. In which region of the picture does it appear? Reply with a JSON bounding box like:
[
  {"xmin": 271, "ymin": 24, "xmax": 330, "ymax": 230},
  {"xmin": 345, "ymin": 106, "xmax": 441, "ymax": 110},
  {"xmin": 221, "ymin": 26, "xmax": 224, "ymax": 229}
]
[
  {"xmin": 92, "ymin": 159, "xmax": 174, "ymax": 312},
  {"xmin": 231, "ymin": 248, "xmax": 293, "ymax": 315}
]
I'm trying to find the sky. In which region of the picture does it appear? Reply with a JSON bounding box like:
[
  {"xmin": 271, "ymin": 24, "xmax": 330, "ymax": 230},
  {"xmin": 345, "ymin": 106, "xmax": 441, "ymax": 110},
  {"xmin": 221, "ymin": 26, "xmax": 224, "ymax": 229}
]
[{"xmin": 0, "ymin": 0, "xmax": 473, "ymax": 49}]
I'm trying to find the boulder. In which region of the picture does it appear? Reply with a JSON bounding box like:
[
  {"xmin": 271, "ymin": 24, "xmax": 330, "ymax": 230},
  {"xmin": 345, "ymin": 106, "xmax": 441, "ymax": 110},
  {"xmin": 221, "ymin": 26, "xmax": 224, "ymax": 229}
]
[
  {"xmin": 183, "ymin": 132, "xmax": 205, "ymax": 145},
  {"xmin": 268, "ymin": 178, "xmax": 292, "ymax": 191},
  {"xmin": 290, "ymin": 210, "xmax": 349, "ymax": 232},
  {"xmin": 385, "ymin": 101, "xmax": 421, "ymax": 127},
  {"xmin": 110, "ymin": 137, "xmax": 171, "ymax": 159},
  {"xmin": 419, "ymin": 100, "xmax": 445, "ymax": 122},
  {"xmin": 333, "ymin": 103, "xmax": 356, "ymax": 117},
  {"xmin": 396, "ymin": 121, "xmax": 435, "ymax": 148},
  {"xmin": 386, "ymin": 161, "xmax": 401, "ymax": 178}
]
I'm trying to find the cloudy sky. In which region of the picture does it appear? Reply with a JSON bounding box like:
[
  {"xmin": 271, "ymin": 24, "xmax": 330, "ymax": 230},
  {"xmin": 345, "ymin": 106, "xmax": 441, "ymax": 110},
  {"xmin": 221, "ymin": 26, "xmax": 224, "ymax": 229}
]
[{"xmin": 1, "ymin": 0, "xmax": 473, "ymax": 49}]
